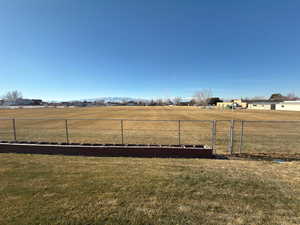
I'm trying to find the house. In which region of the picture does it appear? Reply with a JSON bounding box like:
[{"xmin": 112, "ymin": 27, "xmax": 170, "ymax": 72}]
[
  {"xmin": 247, "ymin": 100, "xmax": 280, "ymax": 110},
  {"xmin": 126, "ymin": 101, "xmax": 139, "ymax": 106},
  {"xmin": 234, "ymin": 99, "xmax": 247, "ymax": 108},
  {"xmin": 276, "ymin": 101, "xmax": 300, "ymax": 111},
  {"xmin": 217, "ymin": 101, "xmax": 232, "ymax": 108},
  {"xmin": 178, "ymin": 99, "xmax": 193, "ymax": 106},
  {"xmin": 3, "ymin": 98, "xmax": 43, "ymax": 106},
  {"xmin": 31, "ymin": 99, "xmax": 43, "ymax": 105},
  {"xmin": 16, "ymin": 99, "xmax": 34, "ymax": 105},
  {"xmin": 217, "ymin": 99, "xmax": 247, "ymax": 109},
  {"xmin": 207, "ymin": 97, "xmax": 223, "ymax": 106},
  {"xmin": 106, "ymin": 102, "xmax": 123, "ymax": 106}
]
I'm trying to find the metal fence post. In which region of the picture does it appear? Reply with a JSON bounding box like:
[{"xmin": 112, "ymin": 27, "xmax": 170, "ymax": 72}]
[
  {"xmin": 12, "ymin": 119, "xmax": 17, "ymax": 142},
  {"xmin": 228, "ymin": 120, "xmax": 235, "ymax": 154},
  {"xmin": 211, "ymin": 120, "xmax": 216, "ymax": 150},
  {"xmin": 214, "ymin": 120, "xmax": 217, "ymax": 154},
  {"xmin": 239, "ymin": 121, "xmax": 244, "ymax": 154},
  {"xmin": 65, "ymin": 119, "xmax": 69, "ymax": 144},
  {"xmin": 178, "ymin": 120, "xmax": 181, "ymax": 145},
  {"xmin": 121, "ymin": 120, "xmax": 124, "ymax": 145}
]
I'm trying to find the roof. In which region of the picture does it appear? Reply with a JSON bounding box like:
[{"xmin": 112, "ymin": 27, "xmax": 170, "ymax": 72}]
[
  {"xmin": 245, "ymin": 100, "xmax": 280, "ymax": 104},
  {"xmin": 248, "ymin": 101, "xmax": 279, "ymax": 105}
]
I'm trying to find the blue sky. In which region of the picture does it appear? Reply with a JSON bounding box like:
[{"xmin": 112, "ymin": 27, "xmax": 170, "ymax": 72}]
[{"xmin": 0, "ymin": 0, "xmax": 300, "ymax": 101}]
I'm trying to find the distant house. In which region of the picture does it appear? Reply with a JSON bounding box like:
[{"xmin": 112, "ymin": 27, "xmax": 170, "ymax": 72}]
[
  {"xmin": 217, "ymin": 99, "xmax": 247, "ymax": 109},
  {"xmin": 207, "ymin": 98, "xmax": 223, "ymax": 106},
  {"xmin": 126, "ymin": 101, "xmax": 138, "ymax": 106},
  {"xmin": 4, "ymin": 98, "xmax": 43, "ymax": 106},
  {"xmin": 276, "ymin": 101, "xmax": 300, "ymax": 111},
  {"xmin": 16, "ymin": 99, "xmax": 34, "ymax": 105},
  {"xmin": 247, "ymin": 100, "xmax": 280, "ymax": 110},
  {"xmin": 31, "ymin": 99, "xmax": 43, "ymax": 105},
  {"xmin": 179, "ymin": 99, "xmax": 193, "ymax": 106},
  {"xmin": 217, "ymin": 101, "xmax": 232, "ymax": 108},
  {"xmin": 61, "ymin": 102, "xmax": 72, "ymax": 107},
  {"xmin": 106, "ymin": 102, "xmax": 122, "ymax": 106}
]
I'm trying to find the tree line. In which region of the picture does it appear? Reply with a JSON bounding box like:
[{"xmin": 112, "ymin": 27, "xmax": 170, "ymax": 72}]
[{"xmin": 1, "ymin": 90, "xmax": 299, "ymax": 107}]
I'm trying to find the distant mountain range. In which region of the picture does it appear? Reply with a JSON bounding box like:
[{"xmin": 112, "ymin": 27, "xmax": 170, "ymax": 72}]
[
  {"xmin": 82, "ymin": 97, "xmax": 147, "ymax": 103},
  {"xmin": 52, "ymin": 96, "xmax": 193, "ymax": 103}
]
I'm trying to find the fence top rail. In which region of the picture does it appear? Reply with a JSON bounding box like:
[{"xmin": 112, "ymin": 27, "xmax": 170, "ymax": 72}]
[
  {"xmin": 0, "ymin": 118, "xmax": 213, "ymax": 122},
  {"xmin": 0, "ymin": 118, "xmax": 300, "ymax": 122}
]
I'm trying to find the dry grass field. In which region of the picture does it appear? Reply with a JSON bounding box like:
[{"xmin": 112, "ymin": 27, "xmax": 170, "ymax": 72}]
[
  {"xmin": 1, "ymin": 106, "xmax": 300, "ymax": 120},
  {"xmin": 1, "ymin": 107, "xmax": 300, "ymax": 224},
  {"xmin": 0, "ymin": 154, "xmax": 299, "ymax": 225},
  {"xmin": 0, "ymin": 106, "xmax": 300, "ymax": 155}
]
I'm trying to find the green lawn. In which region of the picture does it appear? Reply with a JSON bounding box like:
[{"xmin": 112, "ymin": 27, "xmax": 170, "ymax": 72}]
[{"xmin": 0, "ymin": 153, "xmax": 299, "ymax": 225}]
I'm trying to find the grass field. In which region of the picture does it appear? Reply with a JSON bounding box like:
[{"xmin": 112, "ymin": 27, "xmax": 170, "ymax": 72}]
[
  {"xmin": 1, "ymin": 106, "xmax": 300, "ymax": 120},
  {"xmin": 1, "ymin": 106, "xmax": 300, "ymax": 155},
  {"xmin": 0, "ymin": 154, "xmax": 299, "ymax": 225},
  {"xmin": 1, "ymin": 108, "xmax": 300, "ymax": 224}
]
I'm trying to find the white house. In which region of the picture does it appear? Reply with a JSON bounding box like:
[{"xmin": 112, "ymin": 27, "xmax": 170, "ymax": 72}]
[
  {"xmin": 247, "ymin": 101, "xmax": 279, "ymax": 110},
  {"xmin": 276, "ymin": 101, "xmax": 300, "ymax": 111}
]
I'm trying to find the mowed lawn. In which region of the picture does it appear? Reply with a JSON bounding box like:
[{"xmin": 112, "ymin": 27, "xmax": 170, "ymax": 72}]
[
  {"xmin": 1, "ymin": 106, "xmax": 300, "ymax": 155},
  {"xmin": 0, "ymin": 154, "xmax": 299, "ymax": 225}
]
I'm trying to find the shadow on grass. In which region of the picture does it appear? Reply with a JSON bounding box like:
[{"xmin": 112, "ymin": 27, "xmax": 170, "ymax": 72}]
[{"xmin": 229, "ymin": 153, "xmax": 300, "ymax": 161}]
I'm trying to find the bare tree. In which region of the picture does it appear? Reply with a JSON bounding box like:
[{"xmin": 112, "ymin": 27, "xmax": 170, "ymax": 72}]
[
  {"xmin": 164, "ymin": 98, "xmax": 173, "ymax": 105},
  {"xmin": 286, "ymin": 92, "xmax": 300, "ymax": 101},
  {"xmin": 95, "ymin": 100, "xmax": 105, "ymax": 106},
  {"xmin": 149, "ymin": 99, "xmax": 156, "ymax": 106},
  {"xmin": 172, "ymin": 97, "xmax": 182, "ymax": 106},
  {"xmin": 136, "ymin": 100, "xmax": 146, "ymax": 106},
  {"xmin": 3, "ymin": 90, "xmax": 23, "ymax": 104},
  {"xmin": 268, "ymin": 93, "xmax": 300, "ymax": 101},
  {"xmin": 193, "ymin": 89, "xmax": 212, "ymax": 106},
  {"xmin": 156, "ymin": 99, "xmax": 164, "ymax": 106},
  {"xmin": 250, "ymin": 96, "xmax": 267, "ymax": 101}
]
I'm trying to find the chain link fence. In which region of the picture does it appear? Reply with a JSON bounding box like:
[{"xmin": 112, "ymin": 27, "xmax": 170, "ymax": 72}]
[
  {"xmin": 0, "ymin": 119, "xmax": 212, "ymax": 146},
  {"xmin": 0, "ymin": 118, "xmax": 299, "ymax": 157},
  {"xmin": 235, "ymin": 121, "xmax": 300, "ymax": 156}
]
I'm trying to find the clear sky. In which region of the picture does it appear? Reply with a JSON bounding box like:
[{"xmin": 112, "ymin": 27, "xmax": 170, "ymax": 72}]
[{"xmin": 0, "ymin": 0, "xmax": 300, "ymax": 101}]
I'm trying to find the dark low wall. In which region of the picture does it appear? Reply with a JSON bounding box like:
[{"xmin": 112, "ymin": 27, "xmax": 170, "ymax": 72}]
[{"xmin": 0, "ymin": 143, "xmax": 213, "ymax": 158}]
